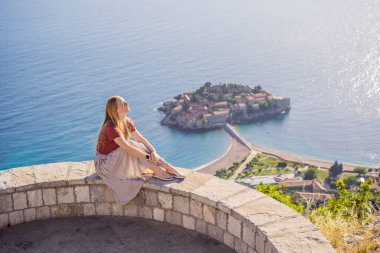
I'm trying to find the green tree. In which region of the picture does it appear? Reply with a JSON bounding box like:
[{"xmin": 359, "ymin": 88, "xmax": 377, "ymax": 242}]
[
  {"xmin": 343, "ymin": 175, "xmax": 358, "ymax": 188},
  {"xmin": 252, "ymin": 85, "xmax": 262, "ymax": 93},
  {"xmin": 329, "ymin": 161, "xmax": 343, "ymax": 177},
  {"xmin": 277, "ymin": 162, "xmax": 287, "ymax": 168},
  {"xmin": 353, "ymin": 167, "xmax": 367, "ymax": 177},
  {"xmin": 258, "ymin": 100, "xmax": 268, "ymax": 110},
  {"xmin": 256, "ymin": 184, "xmax": 303, "ymax": 213},
  {"xmin": 174, "ymin": 94, "xmax": 182, "ymax": 100},
  {"xmin": 204, "ymin": 82, "xmax": 212, "ymax": 92},
  {"xmin": 314, "ymin": 179, "xmax": 376, "ymax": 221},
  {"xmin": 304, "ymin": 167, "xmax": 318, "ymax": 180}
]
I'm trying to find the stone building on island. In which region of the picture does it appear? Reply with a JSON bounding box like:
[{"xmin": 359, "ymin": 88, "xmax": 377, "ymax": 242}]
[{"xmin": 159, "ymin": 83, "xmax": 291, "ymax": 130}]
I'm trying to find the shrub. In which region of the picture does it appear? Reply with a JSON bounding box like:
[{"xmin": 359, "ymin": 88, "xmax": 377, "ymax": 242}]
[
  {"xmin": 255, "ymin": 184, "xmax": 303, "ymax": 213},
  {"xmin": 343, "ymin": 175, "xmax": 358, "ymax": 188},
  {"xmin": 304, "ymin": 167, "xmax": 318, "ymax": 180}
]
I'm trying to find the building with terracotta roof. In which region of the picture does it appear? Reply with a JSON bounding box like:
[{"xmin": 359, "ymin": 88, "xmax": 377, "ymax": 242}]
[{"xmin": 278, "ymin": 178, "xmax": 326, "ymax": 192}]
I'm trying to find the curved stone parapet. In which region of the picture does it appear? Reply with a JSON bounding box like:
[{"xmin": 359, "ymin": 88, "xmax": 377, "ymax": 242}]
[{"xmin": 0, "ymin": 161, "xmax": 335, "ymax": 253}]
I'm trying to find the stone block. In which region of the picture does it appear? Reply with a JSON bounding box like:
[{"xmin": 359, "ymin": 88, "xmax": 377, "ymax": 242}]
[
  {"xmin": 191, "ymin": 177, "xmax": 245, "ymax": 208},
  {"xmin": 27, "ymin": 189, "xmax": 43, "ymax": 207},
  {"xmin": 67, "ymin": 203, "xmax": 84, "ymax": 216},
  {"xmin": 265, "ymin": 240, "xmax": 278, "ymax": 253},
  {"xmin": 173, "ymin": 195, "xmax": 190, "ymax": 214},
  {"xmin": 203, "ymin": 205, "xmax": 216, "ymax": 224},
  {"xmin": 228, "ymin": 215, "xmax": 242, "ymax": 239},
  {"xmin": 13, "ymin": 192, "xmax": 28, "ymax": 210},
  {"xmin": 256, "ymin": 229, "xmax": 266, "ymax": 253},
  {"xmin": 95, "ymin": 203, "xmax": 112, "ymax": 215},
  {"xmin": 243, "ymin": 223, "xmax": 256, "ymax": 249},
  {"xmin": 145, "ymin": 190, "xmax": 158, "ymax": 207},
  {"xmin": 165, "ymin": 210, "xmax": 182, "ymax": 226},
  {"xmin": 183, "ymin": 215, "xmax": 195, "ymax": 230},
  {"xmin": 129, "ymin": 190, "xmax": 145, "ymax": 206},
  {"xmin": 16, "ymin": 185, "xmax": 37, "ymax": 192},
  {"xmin": 157, "ymin": 192, "xmax": 172, "ymax": 209},
  {"xmin": 75, "ymin": 186, "xmax": 90, "ymax": 202},
  {"xmin": 248, "ymin": 247, "xmax": 258, "ymax": 253},
  {"xmin": 218, "ymin": 188, "xmax": 264, "ymax": 214},
  {"xmin": 233, "ymin": 197, "xmax": 297, "ymax": 228},
  {"xmin": 143, "ymin": 183, "xmax": 170, "ymax": 193},
  {"xmin": 195, "ymin": 219, "xmax": 206, "ymax": 234},
  {"xmin": 39, "ymin": 181, "xmax": 67, "ymax": 188},
  {"xmin": 9, "ymin": 210, "xmax": 24, "ymax": 225},
  {"xmin": 83, "ymin": 203, "xmax": 96, "ymax": 216},
  {"xmin": 257, "ymin": 215, "xmax": 335, "ymax": 253},
  {"xmin": 51, "ymin": 204, "xmax": 69, "ymax": 217},
  {"xmin": 217, "ymin": 210, "xmax": 227, "ymax": 230},
  {"xmin": 124, "ymin": 204, "xmax": 138, "ymax": 217},
  {"xmin": 0, "ymin": 195, "xmax": 13, "ymax": 213},
  {"xmin": 153, "ymin": 208, "xmax": 164, "ymax": 222},
  {"xmin": 223, "ymin": 232, "xmax": 234, "ymax": 249},
  {"xmin": 112, "ymin": 203, "xmax": 124, "ymax": 215},
  {"xmin": 168, "ymin": 170, "xmax": 213, "ymax": 198},
  {"xmin": 139, "ymin": 206, "xmax": 153, "ymax": 219},
  {"xmin": 207, "ymin": 224, "xmax": 224, "ymax": 242},
  {"xmin": 42, "ymin": 188, "xmax": 57, "ymax": 205},
  {"xmin": 23, "ymin": 208, "xmax": 36, "ymax": 222},
  {"xmin": 235, "ymin": 238, "xmax": 248, "ymax": 253},
  {"xmin": 36, "ymin": 206, "xmax": 50, "ymax": 220},
  {"xmin": 90, "ymin": 185, "xmax": 115, "ymax": 203},
  {"xmin": 190, "ymin": 199, "xmax": 202, "ymax": 219},
  {"xmin": 57, "ymin": 187, "xmax": 74, "ymax": 204},
  {"xmin": 0, "ymin": 214, "xmax": 9, "ymax": 227},
  {"xmin": 0, "ymin": 188, "xmax": 15, "ymax": 195}
]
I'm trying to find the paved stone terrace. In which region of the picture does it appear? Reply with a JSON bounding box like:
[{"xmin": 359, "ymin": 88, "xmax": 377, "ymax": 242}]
[
  {"xmin": 0, "ymin": 216, "xmax": 234, "ymax": 253},
  {"xmin": 0, "ymin": 161, "xmax": 336, "ymax": 253}
]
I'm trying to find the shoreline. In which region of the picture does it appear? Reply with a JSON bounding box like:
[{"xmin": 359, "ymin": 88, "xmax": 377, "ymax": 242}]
[
  {"xmin": 193, "ymin": 137, "xmax": 233, "ymax": 171},
  {"xmin": 250, "ymin": 143, "xmax": 372, "ymax": 171},
  {"xmin": 193, "ymin": 137, "xmax": 375, "ymax": 175},
  {"xmin": 195, "ymin": 138, "xmax": 250, "ymax": 175}
]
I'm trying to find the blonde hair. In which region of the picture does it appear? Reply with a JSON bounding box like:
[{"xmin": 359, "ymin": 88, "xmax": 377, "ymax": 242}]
[{"xmin": 97, "ymin": 96, "xmax": 130, "ymax": 145}]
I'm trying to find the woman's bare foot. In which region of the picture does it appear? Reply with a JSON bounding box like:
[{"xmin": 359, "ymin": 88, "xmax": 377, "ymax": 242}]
[
  {"xmin": 150, "ymin": 166, "xmax": 173, "ymax": 180},
  {"xmin": 164, "ymin": 167, "xmax": 185, "ymax": 178}
]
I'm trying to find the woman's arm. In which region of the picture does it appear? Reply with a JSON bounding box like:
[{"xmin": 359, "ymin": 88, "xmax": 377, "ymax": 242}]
[
  {"xmin": 114, "ymin": 136, "xmax": 150, "ymax": 160},
  {"xmin": 131, "ymin": 130, "xmax": 156, "ymax": 154}
]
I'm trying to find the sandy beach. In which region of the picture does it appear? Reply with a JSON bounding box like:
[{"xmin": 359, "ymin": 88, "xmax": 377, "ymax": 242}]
[
  {"xmin": 196, "ymin": 138, "xmax": 250, "ymax": 175},
  {"xmin": 195, "ymin": 139, "xmax": 370, "ymax": 176},
  {"xmin": 250, "ymin": 143, "xmax": 368, "ymax": 171}
]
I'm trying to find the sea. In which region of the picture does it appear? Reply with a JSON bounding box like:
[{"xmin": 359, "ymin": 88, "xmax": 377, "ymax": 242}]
[{"xmin": 1, "ymin": 0, "xmax": 379, "ymax": 170}]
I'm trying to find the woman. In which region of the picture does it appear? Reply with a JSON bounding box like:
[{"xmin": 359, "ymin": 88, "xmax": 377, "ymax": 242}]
[{"xmin": 94, "ymin": 96, "xmax": 184, "ymax": 204}]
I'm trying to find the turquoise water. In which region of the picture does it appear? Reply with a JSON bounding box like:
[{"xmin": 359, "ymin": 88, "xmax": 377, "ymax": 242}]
[{"xmin": 1, "ymin": 0, "xmax": 379, "ymax": 170}]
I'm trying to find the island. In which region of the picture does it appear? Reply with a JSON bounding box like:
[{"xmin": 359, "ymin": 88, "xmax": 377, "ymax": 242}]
[{"xmin": 158, "ymin": 82, "xmax": 291, "ymax": 130}]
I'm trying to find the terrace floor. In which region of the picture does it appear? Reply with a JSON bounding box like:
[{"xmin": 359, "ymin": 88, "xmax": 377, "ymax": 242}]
[{"xmin": 0, "ymin": 216, "xmax": 235, "ymax": 253}]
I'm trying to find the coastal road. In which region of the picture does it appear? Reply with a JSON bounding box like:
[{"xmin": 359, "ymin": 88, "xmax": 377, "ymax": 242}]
[
  {"xmin": 228, "ymin": 150, "xmax": 258, "ymax": 181},
  {"xmin": 222, "ymin": 124, "xmax": 261, "ymax": 180}
]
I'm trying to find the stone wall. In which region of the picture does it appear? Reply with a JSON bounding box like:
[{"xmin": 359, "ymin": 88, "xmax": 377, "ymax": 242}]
[{"xmin": 0, "ymin": 161, "xmax": 335, "ymax": 253}]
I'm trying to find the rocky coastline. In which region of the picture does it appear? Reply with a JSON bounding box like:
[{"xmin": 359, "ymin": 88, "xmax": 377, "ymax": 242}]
[{"xmin": 158, "ymin": 82, "xmax": 291, "ymax": 130}]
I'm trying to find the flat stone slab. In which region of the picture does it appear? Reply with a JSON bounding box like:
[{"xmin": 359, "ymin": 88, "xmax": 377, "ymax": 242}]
[{"xmin": 0, "ymin": 216, "xmax": 235, "ymax": 253}]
